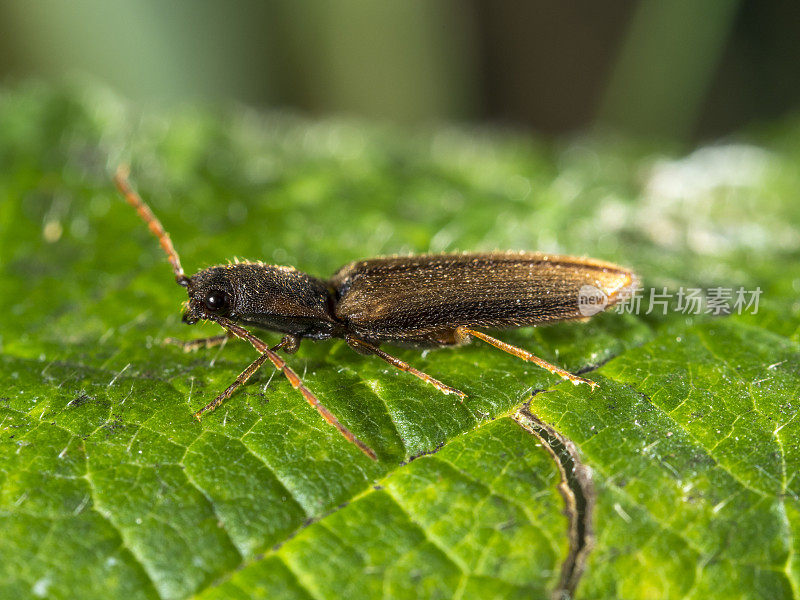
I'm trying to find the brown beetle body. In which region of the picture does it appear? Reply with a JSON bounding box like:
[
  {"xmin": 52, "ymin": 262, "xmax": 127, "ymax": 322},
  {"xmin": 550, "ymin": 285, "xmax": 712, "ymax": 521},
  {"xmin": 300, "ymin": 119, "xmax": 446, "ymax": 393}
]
[
  {"xmin": 115, "ymin": 168, "xmax": 637, "ymax": 460},
  {"xmin": 184, "ymin": 253, "xmax": 634, "ymax": 345}
]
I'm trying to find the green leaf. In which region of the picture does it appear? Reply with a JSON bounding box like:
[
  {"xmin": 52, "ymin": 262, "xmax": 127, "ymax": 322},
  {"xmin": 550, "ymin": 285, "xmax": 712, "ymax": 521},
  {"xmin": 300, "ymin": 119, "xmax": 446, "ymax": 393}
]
[{"xmin": 1, "ymin": 84, "xmax": 798, "ymax": 599}]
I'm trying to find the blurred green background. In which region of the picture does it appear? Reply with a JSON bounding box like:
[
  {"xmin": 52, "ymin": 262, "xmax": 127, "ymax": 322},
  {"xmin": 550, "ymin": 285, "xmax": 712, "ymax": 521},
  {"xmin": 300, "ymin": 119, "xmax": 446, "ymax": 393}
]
[{"xmin": 2, "ymin": 0, "xmax": 799, "ymax": 142}]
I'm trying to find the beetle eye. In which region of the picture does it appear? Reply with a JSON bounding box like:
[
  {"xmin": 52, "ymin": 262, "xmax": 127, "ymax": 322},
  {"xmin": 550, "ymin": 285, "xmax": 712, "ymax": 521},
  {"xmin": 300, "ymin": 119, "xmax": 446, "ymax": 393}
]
[{"xmin": 203, "ymin": 290, "xmax": 228, "ymax": 312}]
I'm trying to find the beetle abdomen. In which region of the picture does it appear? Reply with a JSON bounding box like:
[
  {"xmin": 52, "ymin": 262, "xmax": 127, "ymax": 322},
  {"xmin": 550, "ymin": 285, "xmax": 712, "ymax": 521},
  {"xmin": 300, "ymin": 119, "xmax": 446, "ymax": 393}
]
[{"xmin": 331, "ymin": 252, "xmax": 637, "ymax": 343}]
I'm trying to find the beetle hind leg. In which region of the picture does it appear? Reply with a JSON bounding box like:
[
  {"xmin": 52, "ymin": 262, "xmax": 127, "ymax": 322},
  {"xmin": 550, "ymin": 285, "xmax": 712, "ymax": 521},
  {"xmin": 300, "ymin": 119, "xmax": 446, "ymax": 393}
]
[
  {"xmin": 345, "ymin": 336, "xmax": 467, "ymax": 400},
  {"xmin": 457, "ymin": 327, "xmax": 598, "ymax": 390}
]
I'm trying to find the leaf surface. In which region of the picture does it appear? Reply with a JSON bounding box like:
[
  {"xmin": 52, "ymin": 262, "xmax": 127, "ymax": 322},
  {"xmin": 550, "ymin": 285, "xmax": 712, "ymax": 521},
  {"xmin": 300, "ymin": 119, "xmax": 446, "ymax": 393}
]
[{"xmin": 0, "ymin": 85, "xmax": 798, "ymax": 599}]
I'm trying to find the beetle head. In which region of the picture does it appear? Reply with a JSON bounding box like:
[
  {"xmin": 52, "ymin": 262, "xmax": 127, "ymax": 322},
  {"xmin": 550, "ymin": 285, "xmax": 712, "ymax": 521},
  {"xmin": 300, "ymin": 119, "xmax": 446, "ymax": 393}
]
[{"xmin": 182, "ymin": 266, "xmax": 237, "ymax": 325}]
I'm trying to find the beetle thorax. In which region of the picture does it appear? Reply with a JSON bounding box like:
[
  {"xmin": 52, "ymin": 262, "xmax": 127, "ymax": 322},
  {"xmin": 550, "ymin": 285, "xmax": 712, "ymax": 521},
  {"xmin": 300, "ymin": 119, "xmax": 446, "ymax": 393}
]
[{"xmin": 183, "ymin": 262, "xmax": 337, "ymax": 338}]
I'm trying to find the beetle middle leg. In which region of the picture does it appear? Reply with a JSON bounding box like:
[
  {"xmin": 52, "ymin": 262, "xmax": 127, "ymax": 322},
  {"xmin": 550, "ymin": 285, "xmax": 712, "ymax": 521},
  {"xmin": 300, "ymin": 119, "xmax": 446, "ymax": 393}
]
[
  {"xmin": 196, "ymin": 320, "xmax": 376, "ymax": 460},
  {"xmin": 456, "ymin": 327, "xmax": 598, "ymax": 390},
  {"xmin": 345, "ymin": 335, "xmax": 467, "ymax": 399}
]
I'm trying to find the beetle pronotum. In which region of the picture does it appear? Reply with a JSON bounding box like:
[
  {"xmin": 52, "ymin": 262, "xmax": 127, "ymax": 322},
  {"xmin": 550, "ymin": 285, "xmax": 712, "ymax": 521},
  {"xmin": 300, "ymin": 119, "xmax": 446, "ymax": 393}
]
[{"xmin": 115, "ymin": 167, "xmax": 637, "ymax": 460}]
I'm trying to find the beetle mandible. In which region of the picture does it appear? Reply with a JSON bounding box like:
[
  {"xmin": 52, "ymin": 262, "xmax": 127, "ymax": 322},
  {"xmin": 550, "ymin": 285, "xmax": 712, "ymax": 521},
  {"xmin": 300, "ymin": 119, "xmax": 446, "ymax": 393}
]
[{"xmin": 114, "ymin": 167, "xmax": 637, "ymax": 460}]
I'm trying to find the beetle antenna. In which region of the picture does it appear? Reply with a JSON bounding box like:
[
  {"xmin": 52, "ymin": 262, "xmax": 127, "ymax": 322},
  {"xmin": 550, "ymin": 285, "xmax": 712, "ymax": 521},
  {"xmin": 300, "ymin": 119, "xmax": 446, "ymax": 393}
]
[{"xmin": 114, "ymin": 166, "xmax": 190, "ymax": 287}]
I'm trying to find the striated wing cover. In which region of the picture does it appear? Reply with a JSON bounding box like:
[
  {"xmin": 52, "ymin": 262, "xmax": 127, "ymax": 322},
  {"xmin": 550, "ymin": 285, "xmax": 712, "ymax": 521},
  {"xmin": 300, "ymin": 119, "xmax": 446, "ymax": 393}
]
[{"xmin": 330, "ymin": 252, "xmax": 637, "ymax": 342}]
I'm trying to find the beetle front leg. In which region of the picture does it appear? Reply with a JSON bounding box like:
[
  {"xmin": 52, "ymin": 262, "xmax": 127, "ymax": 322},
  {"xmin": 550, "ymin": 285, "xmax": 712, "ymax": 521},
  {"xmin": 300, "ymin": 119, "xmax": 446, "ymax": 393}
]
[
  {"xmin": 164, "ymin": 333, "xmax": 232, "ymax": 352},
  {"xmin": 198, "ymin": 319, "xmax": 376, "ymax": 460}
]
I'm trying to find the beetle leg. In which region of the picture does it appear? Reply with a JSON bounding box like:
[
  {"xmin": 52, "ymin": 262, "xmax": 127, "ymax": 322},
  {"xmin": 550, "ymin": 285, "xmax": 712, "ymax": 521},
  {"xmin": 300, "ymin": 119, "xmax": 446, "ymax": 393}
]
[
  {"xmin": 457, "ymin": 327, "xmax": 598, "ymax": 390},
  {"xmin": 191, "ymin": 337, "xmax": 299, "ymax": 414},
  {"xmin": 164, "ymin": 333, "xmax": 232, "ymax": 352},
  {"xmin": 196, "ymin": 319, "xmax": 377, "ymax": 461},
  {"xmin": 194, "ymin": 352, "xmax": 272, "ymax": 417},
  {"xmin": 345, "ymin": 335, "xmax": 467, "ymax": 400},
  {"xmin": 278, "ymin": 334, "xmax": 301, "ymax": 354}
]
